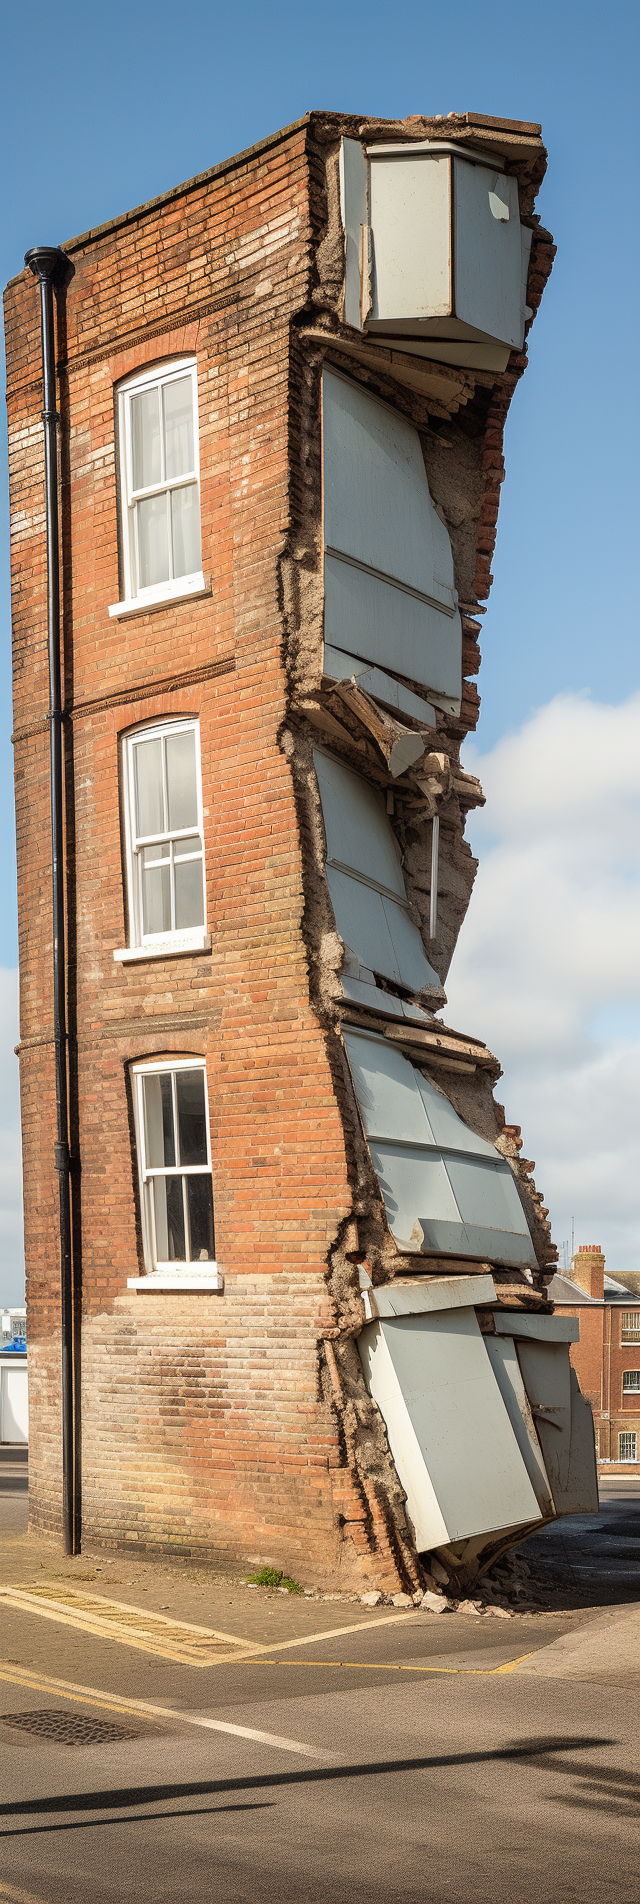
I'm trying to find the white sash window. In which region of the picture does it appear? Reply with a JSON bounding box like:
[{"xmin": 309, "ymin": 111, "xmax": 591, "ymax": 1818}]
[
  {"xmin": 117, "ymin": 719, "xmax": 207, "ymax": 959},
  {"xmin": 114, "ymin": 359, "xmax": 203, "ymax": 610},
  {"xmin": 131, "ymin": 1058, "xmax": 215, "ymax": 1275}
]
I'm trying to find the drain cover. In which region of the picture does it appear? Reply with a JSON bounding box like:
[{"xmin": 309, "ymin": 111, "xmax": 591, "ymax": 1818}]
[{"xmin": 1, "ymin": 1709, "xmax": 150, "ymax": 1746}]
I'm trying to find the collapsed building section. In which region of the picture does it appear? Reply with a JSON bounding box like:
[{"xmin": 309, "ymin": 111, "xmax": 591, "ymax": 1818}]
[{"xmin": 5, "ymin": 109, "xmax": 597, "ymax": 1588}]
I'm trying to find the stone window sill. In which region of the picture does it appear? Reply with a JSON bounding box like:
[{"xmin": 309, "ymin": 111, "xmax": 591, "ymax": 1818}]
[
  {"xmin": 127, "ymin": 1270, "xmax": 224, "ymax": 1291},
  {"xmin": 114, "ymin": 932, "xmax": 211, "ymax": 963},
  {"xmin": 108, "ymin": 573, "xmax": 211, "ymax": 620}
]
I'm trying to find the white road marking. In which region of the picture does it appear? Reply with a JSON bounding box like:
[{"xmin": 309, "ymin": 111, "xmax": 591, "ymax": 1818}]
[
  {"xmin": 248, "ymin": 1612, "xmax": 424, "ymax": 1655},
  {"xmin": 0, "ymin": 1662, "xmax": 332, "ymax": 1759}
]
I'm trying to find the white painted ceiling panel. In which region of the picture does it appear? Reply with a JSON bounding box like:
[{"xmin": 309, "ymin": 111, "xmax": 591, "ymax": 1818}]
[
  {"xmin": 453, "ymin": 162, "xmax": 523, "ymax": 347},
  {"xmin": 381, "ymin": 896, "xmax": 441, "ymax": 993},
  {"xmin": 514, "ymin": 1343, "xmax": 598, "ymax": 1517},
  {"xmin": 370, "ymin": 1141, "xmax": 460, "ymax": 1235},
  {"xmin": 358, "ymin": 1307, "xmax": 542, "ymax": 1548},
  {"xmin": 324, "ymin": 554, "xmax": 461, "ymax": 706},
  {"xmin": 344, "ymin": 1029, "xmax": 538, "ymax": 1267},
  {"xmin": 316, "ymin": 754, "xmax": 441, "ymax": 994},
  {"xmin": 416, "ymin": 1071, "xmax": 499, "ymax": 1160},
  {"xmin": 323, "ymin": 370, "xmax": 455, "ymax": 601},
  {"xmin": 344, "ymin": 1028, "xmax": 435, "ymax": 1145},
  {"xmin": 315, "ymin": 750, "xmax": 405, "ymax": 895},
  {"xmin": 368, "ymin": 153, "xmax": 452, "ymax": 321},
  {"xmin": 327, "ymin": 868, "xmax": 402, "ymax": 985},
  {"xmin": 484, "ymin": 1334, "xmax": 555, "ymax": 1519},
  {"xmin": 445, "ymin": 1154, "xmax": 530, "ymax": 1235},
  {"xmin": 339, "ymin": 137, "xmax": 368, "ymax": 331}
]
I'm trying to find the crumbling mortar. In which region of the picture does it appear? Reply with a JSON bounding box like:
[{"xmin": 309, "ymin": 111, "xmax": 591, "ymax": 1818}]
[
  {"xmin": 268, "ymin": 114, "xmax": 557, "ymax": 1577},
  {"xmin": 325, "ymin": 1338, "xmax": 425, "ymax": 1590}
]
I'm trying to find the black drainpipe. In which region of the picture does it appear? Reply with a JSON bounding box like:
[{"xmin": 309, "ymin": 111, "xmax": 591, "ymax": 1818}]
[{"xmin": 24, "ymin": 246, "xmax": 77, "ymax": 1555}]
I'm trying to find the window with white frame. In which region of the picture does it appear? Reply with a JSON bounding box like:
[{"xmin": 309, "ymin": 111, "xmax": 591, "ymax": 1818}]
[
  {"xmin": 120, "ymin": 720, "xmax": 206, "ymax": 954},
  {"xmin": 116, "ymin": 360, "xmax": 202, "ymax": 607},
  {"xmin": 618, "ymin": 1432, "xmax": 638, "ymax": 1462},
  {"xmin": 622, "ymin": 1371, "xmax": 640, "ymax": 1393},
  {"xmin": 621, "ymin": 1311, "xmax": 640, "ymax": 1342},
  {"xmin": 132, "ymin": 1058, "xmax": 215, "ymax": 1273}
]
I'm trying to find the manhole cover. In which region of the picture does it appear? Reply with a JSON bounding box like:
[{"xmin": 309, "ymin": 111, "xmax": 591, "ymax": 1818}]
[{"xmin": 1, "ymin": 1709, "xmax": 152, "ymax": 1746}]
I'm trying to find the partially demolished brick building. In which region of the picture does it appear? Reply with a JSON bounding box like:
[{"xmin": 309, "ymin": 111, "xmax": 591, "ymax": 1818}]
[{"xmin": 5, "ymin": 108, "xmax": 598, "ymax": 1588}]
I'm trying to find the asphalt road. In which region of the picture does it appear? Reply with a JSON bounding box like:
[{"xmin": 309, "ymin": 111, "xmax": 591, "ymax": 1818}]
[{"xmin": 0, "ymin": 1462, "xmax": 638, "ymax": 1904}]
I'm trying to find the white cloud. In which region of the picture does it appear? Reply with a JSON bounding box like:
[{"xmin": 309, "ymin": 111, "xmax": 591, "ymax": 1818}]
[
  {"xmin": 445, "ymin": 692, "xmax": 640, "ymax": 1275},
  {"xmin": 0, "ymin": 967, "xmax": 24, "ymax": 1307}
]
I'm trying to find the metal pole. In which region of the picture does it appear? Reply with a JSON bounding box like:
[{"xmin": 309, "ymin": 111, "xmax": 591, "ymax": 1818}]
[{"xmin": 24, "ymin": 246, "xmax": 75, "ymax": 1555}]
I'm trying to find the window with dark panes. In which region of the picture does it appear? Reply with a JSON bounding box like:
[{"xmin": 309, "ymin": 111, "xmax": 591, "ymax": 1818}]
[{"xmin": 132, "ymin": 1059, "xmax": 215, "ymax": 1272}]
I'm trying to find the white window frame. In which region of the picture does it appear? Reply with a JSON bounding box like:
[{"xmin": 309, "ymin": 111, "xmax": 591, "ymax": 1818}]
[
  {"xmin": 621, "ymin": 1311, "xmax": 640, "ymax": 1342},
  {"xmin": 622, "ymin": 1371, "xmax": 640, "ymax": 1393},
  {"xmin": 115, "ymin": 717, "xmax": 209, "ymax": 962},
  {"xmin": 128, "ymin": 1056, "xmax": 222, "ymax": 1290},
  {"xmin": 110, "ymin": 358, "xmax": 205, "ymax": 617},
  {"xmin": 618, "ymin": 1431, "xmax": 637, "ymax": 1463}
]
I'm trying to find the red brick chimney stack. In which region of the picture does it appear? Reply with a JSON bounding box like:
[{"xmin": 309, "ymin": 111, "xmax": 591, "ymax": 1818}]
[{"xmin": 571, "ymin": 1245, "xmax": 605, "ymax": 1300}]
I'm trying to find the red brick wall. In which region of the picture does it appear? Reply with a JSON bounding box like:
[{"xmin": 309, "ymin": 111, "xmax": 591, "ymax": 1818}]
[
  {"xmin": 555, "ymin": 1303, "xmax": 640, "ymax": 1467},
  {"xmin": 7, "ymin": 124, "xmax": 411, "ymax": 1584},
  {"xmin": 5, "ymin": 113, "xmax": 555, "ymax": 1584}
]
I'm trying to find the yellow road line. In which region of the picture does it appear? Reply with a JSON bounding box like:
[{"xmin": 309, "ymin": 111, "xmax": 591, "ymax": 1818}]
[
  {"xmin": 0, "ymin": 1647, "xmax": 536, "ymax": 1729},
  {"xmin": 0, "ymin": 1589, "xmax": 536, "ymax": 1678},
  {"xmin": 176, "ymin": 1655, "xmax": 538, "ymax": 1677}
]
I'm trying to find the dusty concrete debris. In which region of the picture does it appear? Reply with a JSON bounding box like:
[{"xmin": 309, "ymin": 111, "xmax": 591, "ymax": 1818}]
[
  {"xmin": 429, "ymin": 1559, "xmax": 450, "ymax": 1587},
  {"xmin": 420, "ymin": 1590, "xmax": 452, "ymax": 1614},
  {"xmin": 360, "ymin": 1590, "xmax": 384, "ymax": 1606}
]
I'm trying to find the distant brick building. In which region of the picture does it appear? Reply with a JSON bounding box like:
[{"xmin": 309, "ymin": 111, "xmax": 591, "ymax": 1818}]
[
  {"xmin": 5, "ymin": 109, "xmax": 596, "ymax": 1589},
  {"xmin": 550, "ymin": 1248, "xmax": 640, "ymax": 1473}
]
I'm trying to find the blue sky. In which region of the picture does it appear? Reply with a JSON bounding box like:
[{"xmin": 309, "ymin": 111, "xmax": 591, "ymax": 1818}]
[{"xmin": 1, "ymin": 0, "xmax": 639, "ymax": 1299}]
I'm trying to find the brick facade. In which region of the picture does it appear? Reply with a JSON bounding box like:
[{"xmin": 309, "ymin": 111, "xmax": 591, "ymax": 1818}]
[
  {"xmin": 554, "ymin": 1251, "xmax": 640, "ymax": 1473},
  {"xmin": 6, "ymin": 112, "xmax": 559, "ymax": 1586}
]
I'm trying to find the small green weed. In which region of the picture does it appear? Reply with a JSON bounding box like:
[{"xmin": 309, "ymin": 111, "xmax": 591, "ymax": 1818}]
[{"xmin": 245, "ymin": 1566, "xmax": 303, "ymax": 1594}]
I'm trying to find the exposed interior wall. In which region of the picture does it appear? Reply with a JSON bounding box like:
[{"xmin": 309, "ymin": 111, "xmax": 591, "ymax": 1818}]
[{"xmin": 276, "ymin": 114, "xmax": 563, "ymax": 1580}]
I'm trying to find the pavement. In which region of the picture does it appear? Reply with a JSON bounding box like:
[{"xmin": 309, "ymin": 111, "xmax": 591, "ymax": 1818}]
[{"xmin": 0, "ymin": 1453, "xmax": 638, "ymax": 1903}]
